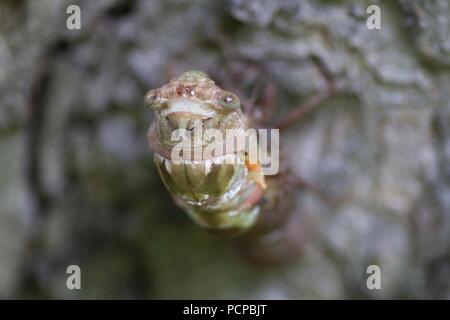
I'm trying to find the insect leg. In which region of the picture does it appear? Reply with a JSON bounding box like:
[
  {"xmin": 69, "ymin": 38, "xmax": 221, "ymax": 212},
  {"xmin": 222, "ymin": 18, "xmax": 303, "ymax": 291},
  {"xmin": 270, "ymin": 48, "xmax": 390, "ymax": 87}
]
[
  {"xmin": 274, "ymin": 77, "xmax": 335, "ymax": 131},
  {"xmin": 294, "ymin": 175, "xmax": 350, "ymax": 209}
]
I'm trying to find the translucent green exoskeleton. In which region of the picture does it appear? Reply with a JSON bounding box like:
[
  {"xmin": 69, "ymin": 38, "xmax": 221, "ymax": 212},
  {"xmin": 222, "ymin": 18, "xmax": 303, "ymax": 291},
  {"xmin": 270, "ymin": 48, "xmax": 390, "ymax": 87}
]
[{"xmin": 146, "ymin": 71, "xmax": 305, "ymax": 264}]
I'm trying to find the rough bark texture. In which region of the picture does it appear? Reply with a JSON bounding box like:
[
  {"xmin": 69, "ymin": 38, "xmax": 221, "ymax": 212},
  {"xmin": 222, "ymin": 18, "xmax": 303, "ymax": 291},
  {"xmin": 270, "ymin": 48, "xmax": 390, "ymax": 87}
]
[{"xmin": 0, "ymin": 0, "xmax": 449, "ymax": 299}]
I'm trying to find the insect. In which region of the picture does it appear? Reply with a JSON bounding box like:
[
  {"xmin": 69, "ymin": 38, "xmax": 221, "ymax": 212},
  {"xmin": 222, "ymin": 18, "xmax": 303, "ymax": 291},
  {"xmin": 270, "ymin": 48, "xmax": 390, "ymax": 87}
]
[{"xmin": 145, "ymin": 70, "xmax": 335, "ymax": 265}]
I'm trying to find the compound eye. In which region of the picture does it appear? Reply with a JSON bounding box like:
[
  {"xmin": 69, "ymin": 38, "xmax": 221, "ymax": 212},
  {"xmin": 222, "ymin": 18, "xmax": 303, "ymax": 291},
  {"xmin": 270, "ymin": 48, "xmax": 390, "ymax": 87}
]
[
  {"xmin": 218, "ymin": 91, "xmax": 240, "ymax": 110},
  {"xmin": 144, "ymin": 90, "xmax": 158, "ymax": 107}
]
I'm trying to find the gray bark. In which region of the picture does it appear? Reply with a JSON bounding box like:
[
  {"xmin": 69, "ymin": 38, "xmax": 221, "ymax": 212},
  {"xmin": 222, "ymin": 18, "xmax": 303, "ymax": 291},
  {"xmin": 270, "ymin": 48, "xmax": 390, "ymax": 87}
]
[{"xmin": 0, "ymin": 0, "xmax": 449, "ymax": 298}]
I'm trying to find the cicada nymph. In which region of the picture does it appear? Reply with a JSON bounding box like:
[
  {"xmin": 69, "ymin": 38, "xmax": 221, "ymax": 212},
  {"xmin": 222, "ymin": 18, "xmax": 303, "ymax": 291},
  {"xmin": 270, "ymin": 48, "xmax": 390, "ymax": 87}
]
[{"xmin": 145, "ymin": 70, "xmax": 331, "ymax": 264}]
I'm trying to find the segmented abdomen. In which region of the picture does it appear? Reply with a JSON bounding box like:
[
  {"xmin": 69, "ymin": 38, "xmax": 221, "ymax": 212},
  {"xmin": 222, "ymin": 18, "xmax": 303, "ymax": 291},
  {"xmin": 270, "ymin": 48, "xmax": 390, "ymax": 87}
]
[{"xmin": 154, "ymin": 152, "xmax": 263, "ymax": 233}]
